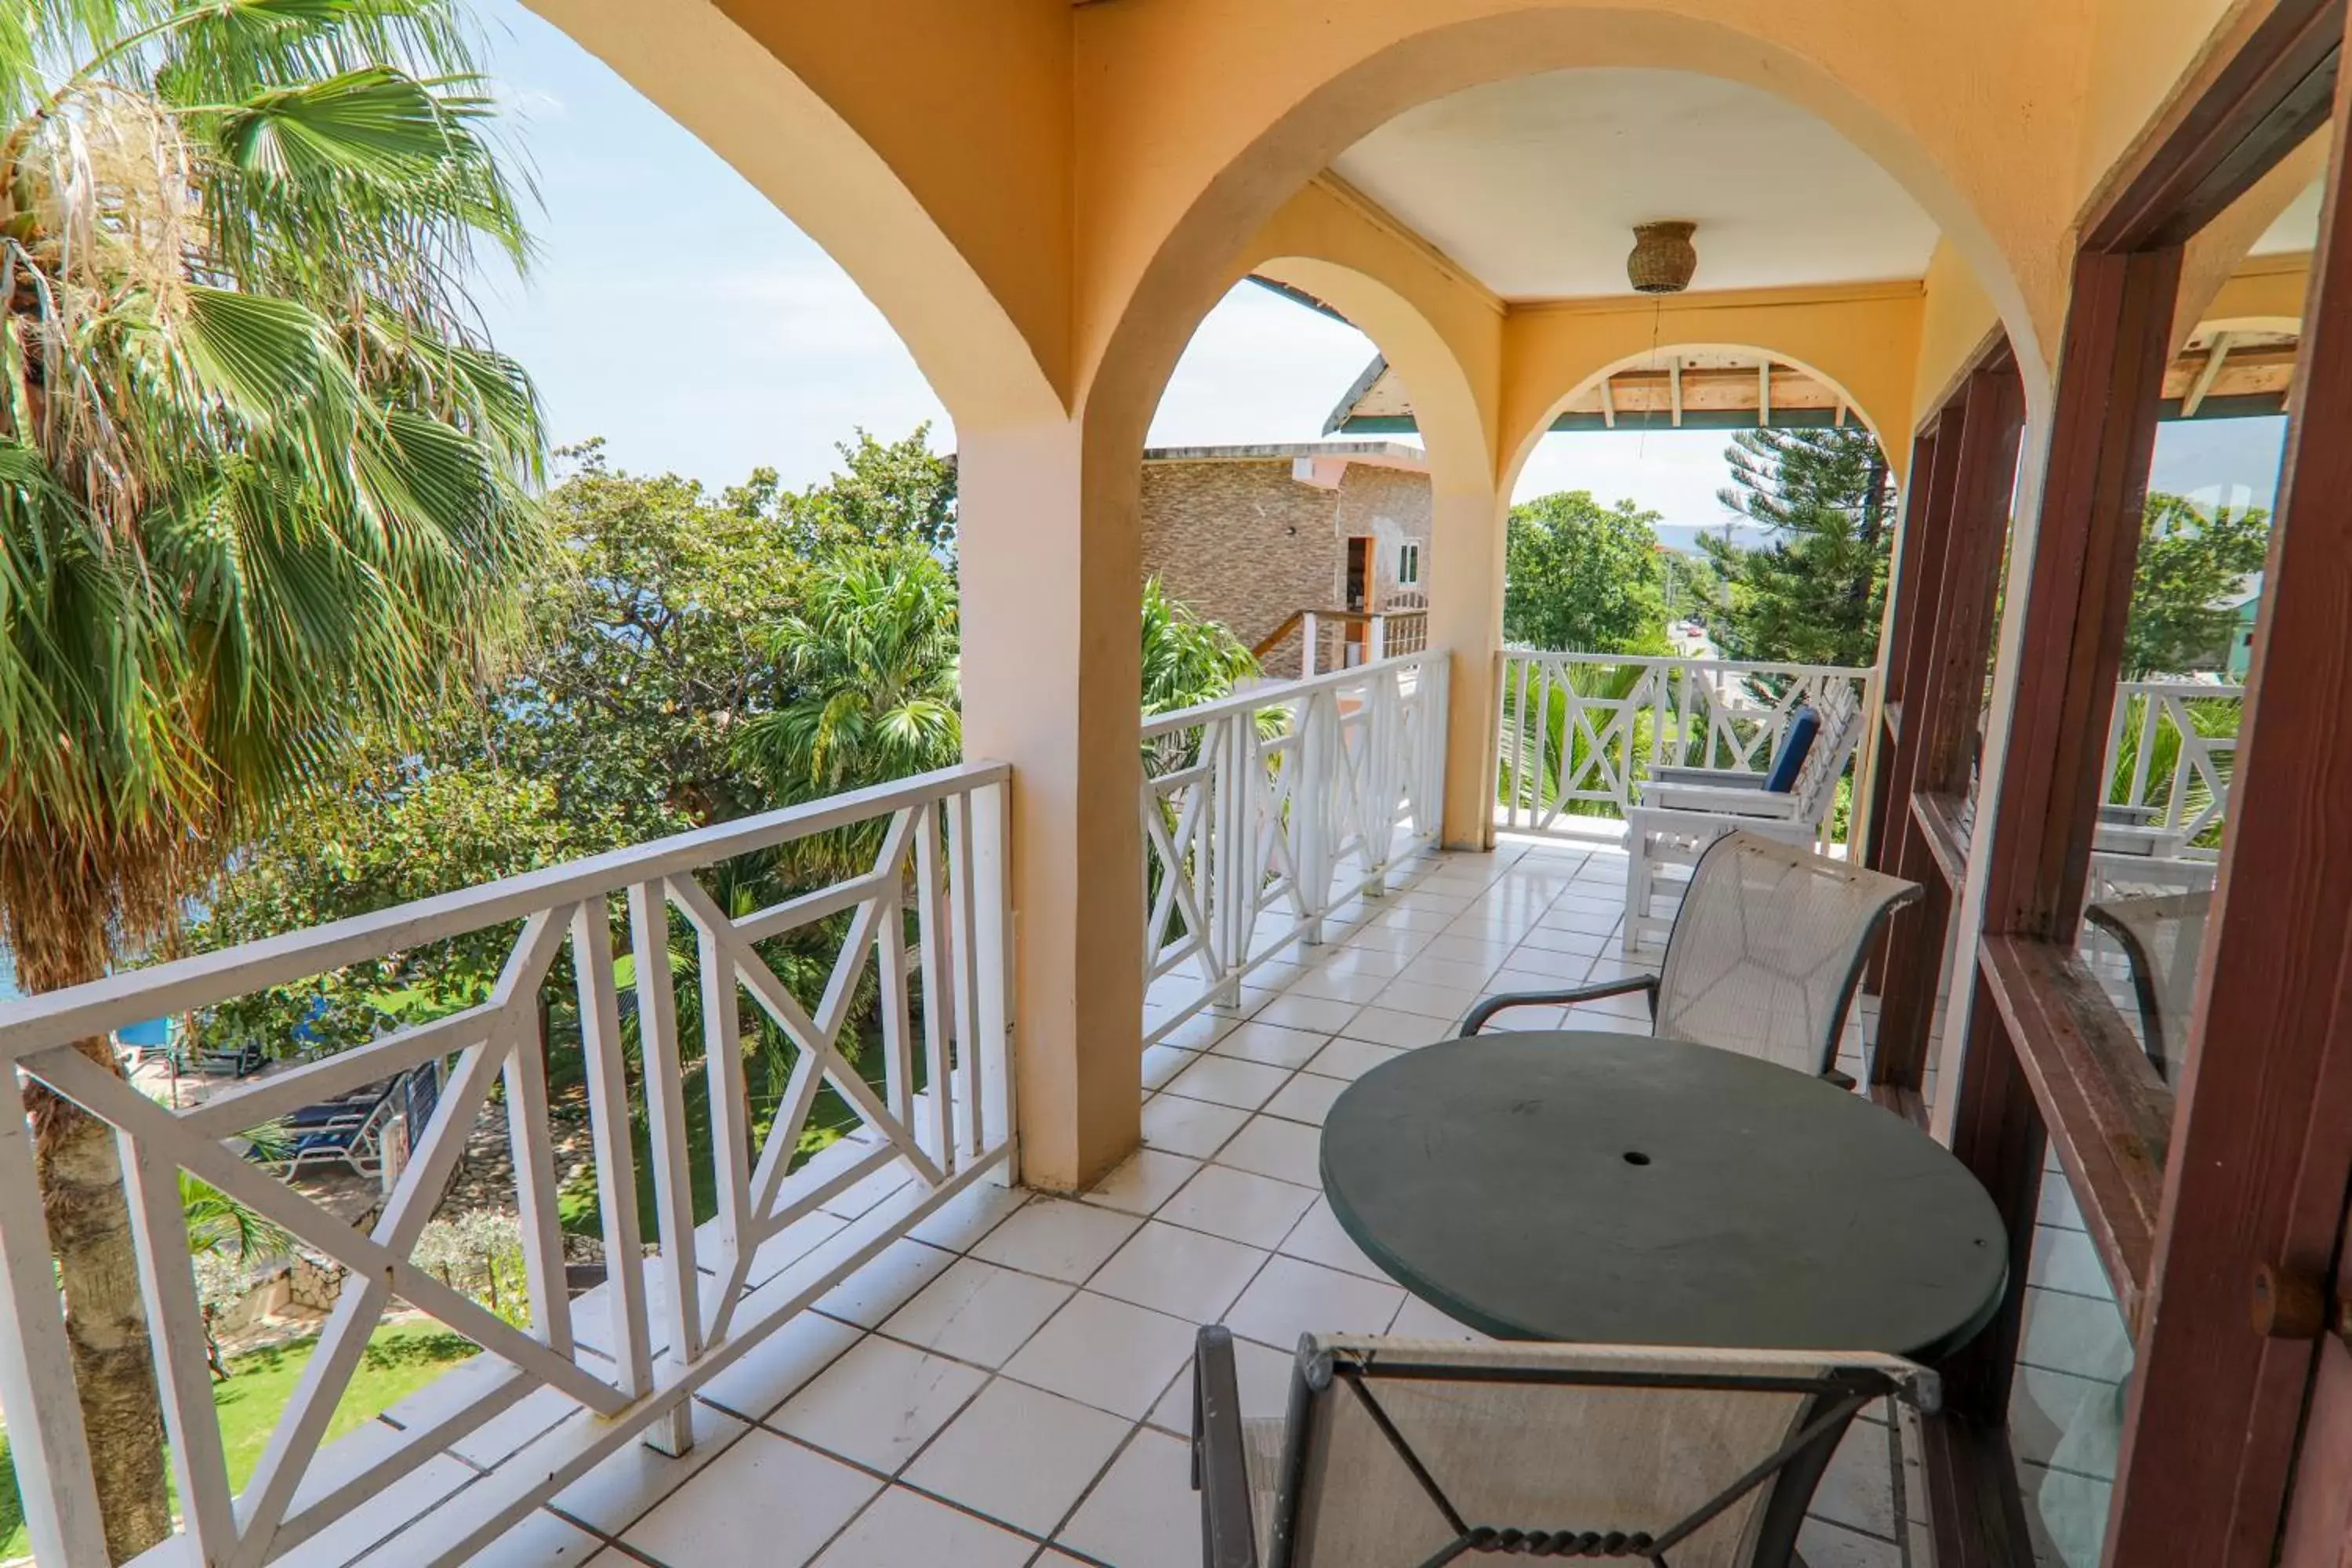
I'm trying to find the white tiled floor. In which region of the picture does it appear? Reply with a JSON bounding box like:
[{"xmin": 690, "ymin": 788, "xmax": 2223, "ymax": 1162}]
[{"xmin": 354, "ymin": 837, "xmax": 1921, "ymax": 1566}]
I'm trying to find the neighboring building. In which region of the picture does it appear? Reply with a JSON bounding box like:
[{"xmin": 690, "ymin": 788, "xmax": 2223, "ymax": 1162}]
[
  {"xmin": 2223, "ymin": 572, "xmax": 2263, "ymax": 681},
  {"xmin": 1140, "ymin": 441, "xmax": 1432, "ymax": 676}
]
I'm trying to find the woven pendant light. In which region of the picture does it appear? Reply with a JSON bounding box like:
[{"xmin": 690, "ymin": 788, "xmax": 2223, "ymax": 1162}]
[{"xmin": 1628, "ymin": 221, "xmax": 1699, "ymax": 294}]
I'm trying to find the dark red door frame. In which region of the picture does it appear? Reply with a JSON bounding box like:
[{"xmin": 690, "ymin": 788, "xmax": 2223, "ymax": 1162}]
[
  {"xmin": 1907, "ymin": 2, "xmax": 2352, "ymax": 1563},
  {"xmin": 2110, "ymin": 24, "xmax": 2352, "ymax": 1560},
  {"xmin": 1869, "ymin": 361, "xmax": 2026, "ymax": 1096}
]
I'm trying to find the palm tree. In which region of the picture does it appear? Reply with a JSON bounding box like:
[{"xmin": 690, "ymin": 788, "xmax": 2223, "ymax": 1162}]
[
  {"xmin": 734, "ymin": 544, "xmax": 963, "ymax": 809},
  {"xmin": 2, "ymin": 2, "xmax": 543, "ymax": 1554},
  {"xmin": 1141, "ymin": 576, "xmax": 1258, "ymax": 717}
]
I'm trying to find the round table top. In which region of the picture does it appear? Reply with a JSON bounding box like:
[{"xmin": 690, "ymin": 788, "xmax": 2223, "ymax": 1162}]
[{"xmin": 1320, "ymin": 1031, "xmax": 2008, "ymax": 1361}]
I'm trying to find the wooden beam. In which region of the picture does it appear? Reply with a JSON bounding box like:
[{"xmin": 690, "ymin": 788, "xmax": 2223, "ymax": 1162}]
[
  {"xmin": 1922, "ymin": 365, "xmax": 2028, "ymax": 797},
  {"xmin": 1976, "ymin": 935, "xmax": 2167, "ymax": 1327},
  {"xmin": 1668, "ymin": 356, "xmax": 1684, "ymax": 426},
  {"xmin": 2082, "ymin": 0, "xmax": 2342, "ymax": 252},
  {"xmin": 1938, "ymin": 983, "xmax": 2047, "ymax": 1427},
  {"xmin": 2109, "ymin": 34, "xmax": 2352, "ymax": 1560},
  {"xmin": 1598, "ymin": 373, "xmax": 1615, "ymax": 430},
  {"xmin": 1876, "ymin": 365, "xmax": 2024, "ymax": 1088},
  {"xmin": 1758, "ymin": 361, "xmax": 1772, "ymax": 427},
  {"xmin": 1861, "ymin": 423, "xmax": 1944, "ymax": 887},
  {"xmin": 1918, "ymin": 1409, "xmax": 2038, "ymax": 1568},
  {"xmin": 2182, "ymin": 331, "xmax": 2238, "ymax": 416},
  {"xmin": 1982, "ymin": 246, "xmax": 2180, "ymax": 942}
]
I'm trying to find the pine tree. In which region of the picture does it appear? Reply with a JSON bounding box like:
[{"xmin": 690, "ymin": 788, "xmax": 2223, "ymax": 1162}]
[{"xmin": 1701, "ymin": 426, "xmax": 1895, "ymax": 667}]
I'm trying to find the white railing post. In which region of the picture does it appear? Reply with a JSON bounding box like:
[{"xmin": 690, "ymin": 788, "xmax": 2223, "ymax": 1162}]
[
  {"xmin": 1428, "ymin": 656, "xmax": 1451, "ymax": 842},
  {"xmin": 972, "ymin": 776, "xmax": 1017, "ymax": 1185},
  {"xmin": 1294, "ymin": 688, "xmax": 1332, "ymax": 945},
  {"xmin": 1362, "ymin": 669, "xmax": 1394, "ymax": 895},
  {"xmin": 1214, "ymin": 710, "xmax": 1251, "ymax": 1005},
  {"xmin": 1368, "ymin": 615, "xmax": 1388, "ymax": 664},
  {"xmin": 1301, "ymin": 612, "xmax": 1319, "ymax": 678}
]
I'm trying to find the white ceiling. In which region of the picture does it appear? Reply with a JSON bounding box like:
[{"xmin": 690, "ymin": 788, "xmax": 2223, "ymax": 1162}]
[{"xmin": 1330, "ymin": 69, "xmax": 1941, "ymax": 300}]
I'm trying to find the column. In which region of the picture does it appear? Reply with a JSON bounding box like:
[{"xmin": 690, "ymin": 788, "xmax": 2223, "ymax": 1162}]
[
  {"xmin": 957, "ymin": 419, "xmax": 1144, "ymax": 1193},
  {"xmin": 1427, "ymin": 481, "xmax": 1508, "ymax": 851}
]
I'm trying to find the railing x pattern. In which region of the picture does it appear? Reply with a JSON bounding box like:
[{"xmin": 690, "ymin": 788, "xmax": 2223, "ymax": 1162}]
[
  {"xmin": 1140, "ymin": 650, "xmax": 1449, "ymax": 1046},
  {"xmin": 1495, "ymin": 650, "xmax": 1874, "ymax": 843},
  {"xmin": 2102, "ymin": 680, "xmax": 2244, "ymax": 845},
  {"xmin": 0, "ymin": 764, "xmax": 1014, "ymax": 1567}
]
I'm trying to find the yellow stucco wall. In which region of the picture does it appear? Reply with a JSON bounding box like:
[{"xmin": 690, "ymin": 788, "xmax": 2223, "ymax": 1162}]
[
  {"xmin": 1911, "ymin": 241, "xmax": 2005, "ymax": 426},
  {"xmin": 1497, "ymin": 283, "xmax": 1925, "ymax": 486},
  {"xmin": 517, "ymin": 0, "xmax": 2278, "ymax": 1184}
]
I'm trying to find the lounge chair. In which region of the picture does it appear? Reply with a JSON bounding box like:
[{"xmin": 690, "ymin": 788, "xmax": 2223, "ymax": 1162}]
[
  {"xmin": 1461, "ymin": 830, "xmax": 1920, "ymax": 1083},
  {"xmin": 1623, "ymin": 684, "xmax": 1864, "ymax": 953},
  {"xmin": 1192, "ymin": 1326, "xmax": 1936, "ymax": 1568}
]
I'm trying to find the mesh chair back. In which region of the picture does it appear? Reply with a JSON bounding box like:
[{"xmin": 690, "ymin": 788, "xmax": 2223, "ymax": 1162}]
[
  {"xmin": 1267, "ymin": 1336, "xmax": 1932, "ymax": 1568},
  {"xmin": 2082, "ymin": 891, "xmax": 2212, "ymax": 1083},
  {"xmin": 1655, "ymin": 832, "xmax": 1921, "ymax": 1075}
]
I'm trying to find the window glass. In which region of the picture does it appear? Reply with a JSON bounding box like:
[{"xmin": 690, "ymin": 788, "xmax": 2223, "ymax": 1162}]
[{"xmin": 2014, "ymin": 1163, "xmax": 2134, "ymax": 1567}]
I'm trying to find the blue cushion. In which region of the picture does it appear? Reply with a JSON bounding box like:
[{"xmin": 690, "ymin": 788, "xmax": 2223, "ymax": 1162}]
[{"xmin": 1762, "ymin": 706, "xmax": 1821, "ymax": 794}]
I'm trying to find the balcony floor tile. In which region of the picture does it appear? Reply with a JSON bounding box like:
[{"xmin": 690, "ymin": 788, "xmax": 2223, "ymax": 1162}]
[
  {"xmin": 902, "ymin": 1377, "xmax": 1131, "ymax": 1537},
  {"xmin": 618, "ymin": 1428, "xmax": 878, "ymax": 1567}
]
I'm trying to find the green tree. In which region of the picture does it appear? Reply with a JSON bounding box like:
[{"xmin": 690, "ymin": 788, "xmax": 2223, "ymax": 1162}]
[
  {"xmin": 1142, "ymin": 578, "xmax": 1260, "ymax": 717},
  {"xmin": 0, "ymin": 2, "xmax": 542, "ymax": 1550},
  {"xmin": 500, "ymin": 441, "xmax": 811, "ymax": 835},
  {"xmin": 1503, "ymin": 491, "xmax": 1670, "ymax": 653},
  {"xmin": 1704, "ymin": 426, "xmax": 1895, "ymax": 667},
  {"xmin": 734, "ymin": 544, "xmax": 964, "ymax": 804},
  {"xmin": 786, "ymin": 426, "xmax": 958, "ymax": 554},
  {"xmin": 2123, "ymin": 492, "xmax": 2270, "ymax": 677}
]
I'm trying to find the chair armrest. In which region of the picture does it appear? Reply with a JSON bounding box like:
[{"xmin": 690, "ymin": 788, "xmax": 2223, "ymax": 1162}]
[
  {"xmin": 1642, "ymin": 782, "xmax": 1803, "ymax": 817},
  {"xmin": 1649, "ymin": 766, "xmax": 1769, "ymax": 790},
  {"xmin": 1193, "ymin": 1327, "xmax": 1258, "ymax": 1568},
  {"xmin": 1461, "ymin": 975, "xmax": 1660, "ymax": 1036}
]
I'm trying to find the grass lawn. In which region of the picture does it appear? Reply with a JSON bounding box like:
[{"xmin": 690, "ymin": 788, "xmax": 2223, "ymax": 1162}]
[{"xmin": 0, "ymin": 1318, "xmax": 479, "ymax": 1561}]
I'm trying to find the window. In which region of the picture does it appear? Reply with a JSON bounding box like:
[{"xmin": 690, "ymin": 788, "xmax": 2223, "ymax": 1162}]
[{"xmin": 1397, "ymin": 541, "xmax": 1422, "ymax": 586}]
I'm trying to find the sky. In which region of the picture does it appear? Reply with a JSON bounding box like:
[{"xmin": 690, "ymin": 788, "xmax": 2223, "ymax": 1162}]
[
  {"xmin": 463, "ymin": 0, "xmax": 2286, "ymax": 532},
  {"xmin": 460, "ymin": 0, "xmax": 1754, "ymax": 527}
]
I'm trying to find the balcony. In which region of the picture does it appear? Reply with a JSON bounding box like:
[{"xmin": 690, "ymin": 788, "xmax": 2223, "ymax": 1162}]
[
  {"xmin": 0, "ymin": 641, "xmax": 2217, "ymax": 1566},
  {"xmin": 122, "ymin": 840, "xmax": 1929, "ymax": 1567}
]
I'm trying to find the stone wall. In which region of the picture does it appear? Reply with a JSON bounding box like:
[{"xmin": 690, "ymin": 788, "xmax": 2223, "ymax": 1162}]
[{"xmin": 1139, "ymin": 457, "xmax": 1432, "ymax": 678}]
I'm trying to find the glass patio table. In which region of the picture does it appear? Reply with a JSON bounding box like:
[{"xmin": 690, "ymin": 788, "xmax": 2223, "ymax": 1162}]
[{"xmin": 1320, "ymin": 1031, "xmax": 2008, "ymax": 1361}]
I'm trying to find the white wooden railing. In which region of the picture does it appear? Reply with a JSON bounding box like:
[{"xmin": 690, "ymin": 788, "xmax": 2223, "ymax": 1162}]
[
  {"xmin": 0, "ymin": 764, "xmax": 1013, "ymax": 1567},
  {"xmin": 2102, "ymin": 680, "xmax": 2243, "ymax": 844},
  {"xmin": 1141, "ymin": 649, "xmax": 1449, "ymax": 1045},
  {"xmin": 1494, "ymin": 649, "xmax": 1874, "ymax": 847}
]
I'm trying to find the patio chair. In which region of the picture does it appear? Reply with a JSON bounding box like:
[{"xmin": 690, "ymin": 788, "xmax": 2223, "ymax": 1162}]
[
  {"xmin": 1622, "ymin": 684, "xmax": 1865, "ymax": 953},
  {"xmin": 1460, "ymin": 831, "xmax": 1921, "ymax": 1083},
  {"xmin": 1191, "ymin": 1326, "xmax": 1936, "ymax": 1568},
  {"xmin": 2081, "ymin": 890, "xmax": 2212, "ymax": 1084}
]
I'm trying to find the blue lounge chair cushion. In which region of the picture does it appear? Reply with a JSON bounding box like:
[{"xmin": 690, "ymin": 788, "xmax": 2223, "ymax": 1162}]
[{"xmin": 1763, "ymin": 705, "xmax": 1821, "ymax": 794}]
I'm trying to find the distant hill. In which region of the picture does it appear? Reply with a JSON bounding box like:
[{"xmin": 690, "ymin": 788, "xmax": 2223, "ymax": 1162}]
[{"xmin": 1653, "ymin": 521, "xmax": 1769, "ymax": 557}]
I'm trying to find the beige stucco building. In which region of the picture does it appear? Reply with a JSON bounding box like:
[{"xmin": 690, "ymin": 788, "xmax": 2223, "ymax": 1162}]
[{"xmin": 1140, "ymin": 442, "xmax": 1431, "ymax": 675}]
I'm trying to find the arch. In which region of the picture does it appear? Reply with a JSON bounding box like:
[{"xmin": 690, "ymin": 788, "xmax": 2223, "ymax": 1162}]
[
  {"xmin": 1246, "ymin": 256, "xmax": 1494, "ymax": 494},
  {"xmin": 1078, "ymin": 6, "xmax": 2056, "ymax": 460},
  {"xmin": 1500, "ymin": 338, "xmax": 1906, "ymax": 503},
  {"xmin": 524, "ymin": 0, "xmax": 1064, "ymax": 430}
]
